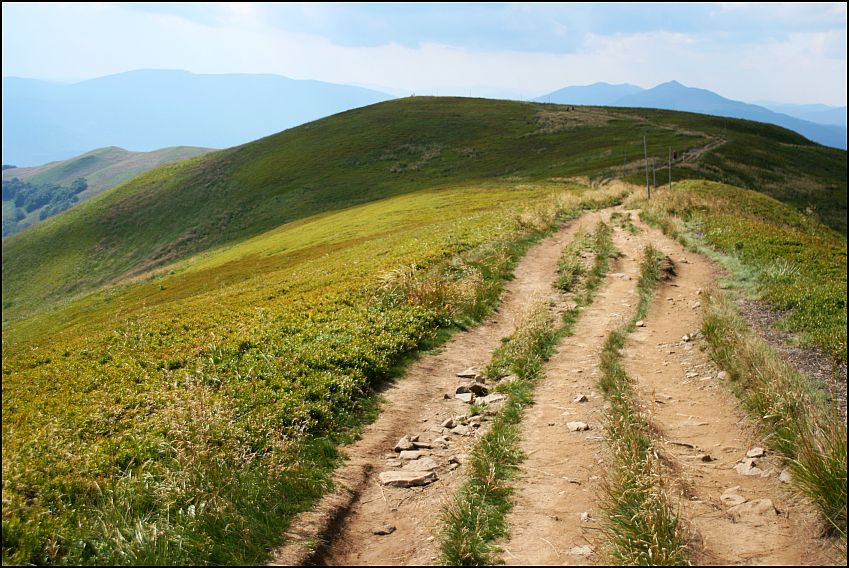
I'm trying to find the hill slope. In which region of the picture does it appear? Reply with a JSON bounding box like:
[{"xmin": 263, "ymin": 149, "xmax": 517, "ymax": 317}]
[
  {"xmin": 3, "ymin": 98, "xmax": 846, "ymax": 323},
  {"xmin": 2, "ymin": 146, "xmax": 213, "ymax": 236},
  {"xmin": 2, "ymin": 70, "xmax": 393, "ymax": 165}
]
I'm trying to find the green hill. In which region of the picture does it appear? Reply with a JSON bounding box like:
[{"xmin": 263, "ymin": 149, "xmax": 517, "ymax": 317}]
[
  {"xmin": 2, "ymin": 146, "xmax": 213, "ymax": 236},
  {"xmin": 1, "ymin": 97, "xmax": 845, "ymax": 566},
  {"xmin": 3, "ymin": 98, "xmax": 845, "ymax": 324}
]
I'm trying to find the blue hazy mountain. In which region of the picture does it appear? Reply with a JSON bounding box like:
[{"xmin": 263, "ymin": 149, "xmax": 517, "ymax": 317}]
[
  {"xmin": 534, "ymin": 82, "xmax": 643, "ymax": 105},
  {"xmin": 756, "ymin": 102, "xmax": 846, "ymax": 128},
  {"xmin": 2, "ymin": 70, "xmax": 394, "ymax": 165},
  {"xmin": 536, "ymin": 80, "xmax": 846, "ymax": 150}
]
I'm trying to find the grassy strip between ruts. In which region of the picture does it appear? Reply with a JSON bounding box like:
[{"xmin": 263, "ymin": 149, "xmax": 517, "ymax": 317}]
[
  {"xmin": 440, "ymin": 220, "xmax": 617, "ymax": 565},
  {"xmin": 638, "ymin": 181, "xmax": 846, "ymax": 541},
  {"xmin": 597, "ymin": 244, "xmax": 691, "ymax": 566}
]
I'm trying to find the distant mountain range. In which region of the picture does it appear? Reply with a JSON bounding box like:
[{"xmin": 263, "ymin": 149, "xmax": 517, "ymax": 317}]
[
  {"xmin": 2, "ymin": 70, "xmax": 394, "ymax": 165},
  {"xmin": 536, "ymin": 81, "xmax": 847, "ymax": 149}
]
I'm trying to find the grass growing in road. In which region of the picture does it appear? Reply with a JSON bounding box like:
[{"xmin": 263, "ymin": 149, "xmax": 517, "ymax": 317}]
[
  {"xmin": 702, "ymin": 290, "xmax": 847, "ymax": 539},
  {"xmin": 639, "ymin": 180, "xmax": 847, "ymax": 540},
  {"xmin": 440, "ymin": 220, "xmax": 618, "ymax": 565},
  {"xmin": 597, "ymin": 245, "xmax": 691, "ymax": 566}
]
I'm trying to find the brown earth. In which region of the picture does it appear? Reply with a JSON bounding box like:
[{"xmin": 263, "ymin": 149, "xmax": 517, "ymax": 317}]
[
  {"xmin": 271, "ymin": 208, "xmax": 838, "ymax": 566},
  {"xmin": 270, "ymin": 210, "xmax": 609, "ymax": 566}
]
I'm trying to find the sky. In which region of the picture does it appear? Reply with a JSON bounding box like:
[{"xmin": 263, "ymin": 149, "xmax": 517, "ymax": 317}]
[{"xmin": 2, "ymin": 2, "xmax": 846, "ymax": 105}]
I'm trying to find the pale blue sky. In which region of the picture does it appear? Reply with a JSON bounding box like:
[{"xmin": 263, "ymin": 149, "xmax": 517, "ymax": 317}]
[{"xmin": 3, "ymin": 2, "xmax": 846, "ymax": 104}]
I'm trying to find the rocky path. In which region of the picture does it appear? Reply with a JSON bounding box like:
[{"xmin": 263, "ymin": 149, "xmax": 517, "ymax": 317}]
[
  {"xmin": 272, "ymin": 208, "xmax": 836, "ymax": 566},
  {"xmin": 270, "ymin": 210, "xmax": 608, "ymax": 566},
  {"xmin": 499, "ymin": 223, "xmax": 644, "ymax": 564},
  {"xmin": 620, "ymin": 221, "xmax": 834, "ymax": 565}
]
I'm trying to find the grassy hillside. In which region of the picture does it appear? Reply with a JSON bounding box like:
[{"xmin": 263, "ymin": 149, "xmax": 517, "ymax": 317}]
[
  {"xmin": 2, "ymin": 146, "xmax": 214, "ymax": 197},
  {"xmin": 2, "ymin": 146, "xmax": 213, "ymax": 236},
  {"xmin": 3, "ymin": 98, "xmax": 845, "ymax": 325},
  {"xmin": 2, "ymin": 98, "xmax": 846, "ymax": 564}
]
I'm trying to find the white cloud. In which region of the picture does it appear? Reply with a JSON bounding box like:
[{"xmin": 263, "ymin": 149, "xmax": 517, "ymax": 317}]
[{"xmin": 2, "ymin": 3, "xmax": 846, "ymax": 105}]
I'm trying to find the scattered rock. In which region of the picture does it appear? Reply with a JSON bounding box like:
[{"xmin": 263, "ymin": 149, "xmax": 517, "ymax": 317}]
[
  {"xmin": 451, "ymin": 425, "xmax": 472, "ymax": 436},
  {"xmin": 498, "ymin": 374, "xmax": 519, "ymax": 383},
  {"xmin": 478, "ymin": 393, "xmax": 507, "ymax": 405},
  {"xmin": 412, "ymin": 440, "xmax": 433, "ymax": 449},
  {"xmin": 378, "ymin": 470, "xmax": 437, "ymax": 487},
  {"xmin": 409, "ymin": 434, "xmax": 419, "ymax": 442},
  {"xmin": 728, "ymin": 499, "xmax": 777, "ymax": 525},
  {"xmin": 682, "ymin": 334, "xmax": 692, "ymax": 343},
  {"xmin": 568, "ymin": 545, "xmax": 594, "ymax": 557},
  {"xmin": 455, "ymin": 393, "xmax": 475, "ymax": 404},
  {"xmin": 579, "ymin": 511, "xmax": 590, "ymax": 522},
  {"xmin": 402, "ymin": 457, "xmax": 438, "ymax": 472},
  {"xmin": 686, "ymin": 371, "xmax": 698, "ymax": 378},
  {"xmin": 734, "ymin": 458, "xmax": 763, "ymax": 476},
  {"xmin": 394, "ymin": 436, "xmax": 415, "ymax": 452},
  {"xmin": 635, "ymin": 320, "xmax": 646, "ymax": 327},
  {"xmin": 779, "ymin": 468, "xmax": 793, "ymax": 484},
  {"xmin": 448, "ymin": 455, "xmax": 465, "ymax": 465},
  {"xmin": 373, "ymin": 524, "xmax": 396, "ymax": 535},
  {"xmin": 468, "ymin": 415, "xmax": 483, "ymax": 427},
  {"xmin": 456, "ymin": 367, "xmax": 479, "ymax": 378},
  {"xmin": 468, "ymin": 382, "xmax": 489, "ymax": 396},
  {"xmin": 566, "ymin": 421, "xmax": 590, "ymax": 432},
  {"xmin": 746, "ymin": 447, "xmax": 766, "ymax": 458},
  {"xmin": 441, "ymin": 417, "xmax": 456, "ymax": 429},
  {"xmin": 443, "ymin": 393, "xmax": 452, "ymax": 400},
  {"xmin": 721, "ymin": 493, "xmax": 747, "ymax": 507},
  {"xmin": 717, "ymin": 370, "xmax": 729, "ymax": 381},
  {"xmin": 699, "ymin": 454, "xmax": 714, "ymax": 462},
  {"xmin": 399, "ymin": 450, "xmax": 423, "ymax": 460},
  {"xmin": 691, "ymin": 301, "xmax": 701, "ymax": 309},
  {"xmin": 573, "ymin": 394, "xmax": 589, "ymax": 403},
  {"xmin": 448, "ymin": 462, "xmax": 459, "ymax": 471},
  {"xmin": 456, "ymin": 385, "xmax": 471, "ymax": 394}
]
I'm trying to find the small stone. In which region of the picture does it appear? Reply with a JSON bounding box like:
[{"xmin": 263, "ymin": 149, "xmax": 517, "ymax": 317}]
[
  {"xmin": 468, "ymin": 382, "xmax": 489, "ymax": 396},
  {"xmin": 478, "ymin": 393, "xmax": 507, "ymax": 405},
  {"xmin": 574, "ymin": 394, "xmax": 589, "ymax": 403},
  {"xmin": 455, "ymin": 392, "xmax": 475, "ymax": 404},
  {"xmin": 399, "ymin": 450, "xmax": 423, "ymax": 460},
  {"xmin": 746, "ymin": 447, "xmax": 766, "ymax": 458},
  {"xmin": 728, "ymin": 499, "xmax": 777, "ymax": 525},
  {"xmin": 699, "ymin": 454, "xmax": 714, "ymax": 462},
  {"xmin": 579, "ymin": 511, "xmax": 590, "ymax": 522},
  {"xmin": 568, "ymin": 545, "xmax": 594, "ymax": 557},
  {"xmin": 566, "ymin": 421, "xmax": 590, "ymax": 432},
  {"xmin": 443, "ymin": 393, "xmax": 451, "ymax": 400},
  {"xmin": 682, "ymin": 334, "xmax": 691, "ymax": 342},
  {"xmin": 468, "ymin": 415, "xmax": 483, "ymax": 427},
  {"xmin": 717, "ymin": 371, "xmax": 729, "ymax": 381},
  {"xmin": 456, "ymin": 385, "xmax": 471, "ymax": 394},
  {"xmin": 451, "ymin": 425, "xmax": 472, "ymax": 436},
  {"xmin": 721, "ymin": 493, "xmax": 747, "ymax": 507},
  {"xmin": 734, "ymin": 458, "xmax": 763, "ymax": 476},
  {"xmin": 441, "ymin": 417, "xmax": 456, "ymax": 429},
  {"xmin": 779, "ymin": 468, "xmax": 793, "ymax": 484},
  {"xmin": 378, "ymin": 470, "xmax": 437, "ymax": 487},
  {"xmin": 691, "ymin": 301, "xmax": 701, "ymax": 309},
  {"xmin": 411, "ymin": 441, "xmax": 433, "ymax": 449},
  {"xmin": 635, "ymin": 320, "xmax": 646, "ymax": 327},
  {"xmin": 448, "ymin": 455, "xmax": 465, "ymax": 465},
  {"xmin": 402, "ymin": 457, "xmax": 438, "ymax": 472},
  {"xmin": 498, "ymin": 374, "xmax": 519, "ymax": 383},
  {"xmin": 394, "ymin": 435, "xmax": 415, "ymax": 452},
  {"xmin": 409, "ymin": 434, "xmax": 419, "ymax": 442},
  {"xmin": 448, "ymin": 462, "xmax": 460, "ymax": 471},
  {"xmin": 456, "ymin": 367, "xmax": 478, "ymax": 378},
  {"xmin": 373, "ymin": 524, "xmax": 396, "ymax": 536}
]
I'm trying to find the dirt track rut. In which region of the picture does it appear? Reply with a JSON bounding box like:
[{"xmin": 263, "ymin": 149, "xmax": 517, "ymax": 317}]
[{"xmin": 272, "ymin": 209, "xmax": 835, "ymax": 566}]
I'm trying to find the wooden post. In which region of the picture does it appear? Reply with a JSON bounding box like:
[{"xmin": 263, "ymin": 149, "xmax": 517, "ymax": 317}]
[
  {"xmin": 668, "ymin": 146, "xmax": 673, "ymax": 190},
  {"xmin": 652, "ymin": 158, "xmax": 656, "ymax": 190},
  {"xmin": 644, "ymin": 136, "xmax": 650, "ymax": 199}
]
